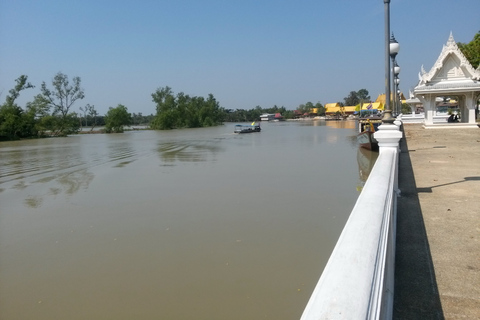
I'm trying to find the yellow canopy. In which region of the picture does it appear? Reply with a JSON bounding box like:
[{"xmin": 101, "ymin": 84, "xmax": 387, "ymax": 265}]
[
  {"xmin": 375, "ymin": 93, "xmax": 406, "ymax": 104},
  {"xmin": 325, "ymin": 103, "xmax": 341, "ymax": 114},
  {"xmin": 325, "ymin": 103, "xmax": 340, "ymax": 108},
  {"xmin": 324, "ymin": 103, "xmax": 357, "ymax": 114},
  {"xmin": 343, "ymin": 106, "xmax": 356, "ymax": 113},
  {"xmin": 326, "ymin": 106, "xmax": 342, "ymax": 114}
]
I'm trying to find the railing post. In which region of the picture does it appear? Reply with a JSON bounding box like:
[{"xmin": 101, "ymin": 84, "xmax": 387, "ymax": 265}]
[
  {"xmin": 374, "ymin": 123, "xmax": 403, "ymax": 154},
  {"xmin": 373, "ymin": 122, "xmax": 402, "ymax": 319}
]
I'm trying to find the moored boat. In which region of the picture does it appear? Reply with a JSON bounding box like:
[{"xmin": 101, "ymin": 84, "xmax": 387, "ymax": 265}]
[
  {"xmin": 357, "ymin": 119, "xmax": 381, "ymax": 151},
  {"xmin": 234, "ymin": 123, "xmax": 261, "ymax": 133},
  {"xmin": 260, "ymin": 113, "xmax": 275, "ymax": 121}
]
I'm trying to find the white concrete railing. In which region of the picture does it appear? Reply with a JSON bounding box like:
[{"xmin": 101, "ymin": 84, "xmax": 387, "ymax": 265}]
[{"xmin": 301, "ymin": 123, "xmax": 403, "ymax": 320}]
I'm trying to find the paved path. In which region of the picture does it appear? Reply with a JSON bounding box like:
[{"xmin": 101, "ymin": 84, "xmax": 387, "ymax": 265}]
[{"xmin": 394, "ymin": 124, "xmax": 480, "ymax": 319}]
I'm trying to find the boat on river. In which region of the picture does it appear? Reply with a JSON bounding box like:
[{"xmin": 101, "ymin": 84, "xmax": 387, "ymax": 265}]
[
  {"xmin": 357, "ymin": 118, "xmax": 381, "ymax": 151},
  {"xmin": 234, "ymin": 123, "xmax": 261, "ymax": 133}
]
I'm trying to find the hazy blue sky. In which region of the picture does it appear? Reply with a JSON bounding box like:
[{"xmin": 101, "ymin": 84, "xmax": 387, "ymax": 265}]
[{"xmin": 1, "ymin": 0, "xmax": 479, "ymax": 115}]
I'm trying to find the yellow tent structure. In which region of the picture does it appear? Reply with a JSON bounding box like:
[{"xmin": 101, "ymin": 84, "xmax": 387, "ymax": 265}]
[
  {"xmin": 342, "ymin": 106, "xmax": 357, "ymax": 114},
  {"xmin": 375, "ymin": 93, "xmax": 406, "ymax": 105},
  {"xmin": 325, "ymin": 103, "xmax": 357, "ymax": 115},
  {"xmin": 325, "ymin": 103, "xmax": 342, "ymax": 114},
  {"xmin": 325, "ymin": 103, "xmax": 374, "ymax": 115}
]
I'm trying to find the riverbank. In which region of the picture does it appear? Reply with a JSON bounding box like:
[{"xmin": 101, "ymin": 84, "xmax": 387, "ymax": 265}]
[{"xmin": 394, "ymin": 123, "xmax": 480, "ymax": 319}]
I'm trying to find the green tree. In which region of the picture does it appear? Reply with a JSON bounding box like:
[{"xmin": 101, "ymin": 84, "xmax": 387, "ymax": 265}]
[
  {"xmin": 4, "ymin": 75, "xmax": 35, "ymax": 106},
  {"xmin": 305, "ymin": 101, "xmax": 314, "ymax": 111},
  {"xmin": 314, "ymin": 102, "xmax": 325, "ymax": 115},
  {"xmin": 344, "ymin": 89, "xmax": 370, "ymax": 107},
  {"xmin": 151, "ymin": 86, "xmax": 177, "ymax": 129},
  {"xmin": 0, "ymin": 104, "xmax": 24, "ymax": 139},
  {"xmin": 86, "ymin": 104, "xmax": 98, "ymax": 131},
  {"xmin": 151, "ymin": 87, "xmax": 224, "ymax": 130},
  {"xmin": 39, "ymin": 72, "xmax": 85, "ymax": 135},
  {"xmin": 297, "ymin": 103, "xmax": 312, "ymax": 115},
  {"xmin": 79, "ymin": 103, "xmax": 97, "ymax": 130},
  {"xmin": 0, "ymin": 75, "xmax": 36, "ymax": 139},
  {"xmin": 105, "ymin": 104, "xmax": 132, "ymax": 133},
  {"xmin": 357, "ymin": 89, "xmax": 370, "ymax": 102},
  {"xmin": 344, "ymin": 91, "xmax": 359, "ymax": 106},
  {"xmin": 458, "ymin": 31, "xmax": 480, "ymax": 69},
  {"xmin": 27, "ymin": 94, "xmax": 55, "ymax": 135},
  {"xmin": 79, "ymin": 105, "xmax": 87, "ymax": 128}
]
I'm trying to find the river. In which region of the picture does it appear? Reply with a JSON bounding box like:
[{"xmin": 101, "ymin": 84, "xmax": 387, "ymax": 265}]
[{"xmin": 0, "ymin": 120, "xmax": 377, "ymax": 320}]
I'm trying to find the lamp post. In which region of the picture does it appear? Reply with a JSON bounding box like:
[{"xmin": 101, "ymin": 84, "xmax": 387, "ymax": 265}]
[
  {"xmin": 392, "ymin": 76, "xmax": 397, "ymax": 116},
  {"xmin": 397, "ymin": 87, "xmax": 401, "ymax": 114},
  {"xmin": 394, "ymin": 76, "xmax": 400, "ymax": 114},
  {"xmin": 383, "ymin": 0, "xmax": 393, "ymax": 123},
  {"xmin": 393, "ymin": 61, "xmax": 400, "ymax": 115},
  {"xmin": 390, "ymin": 34, "xmax": 400, "ymax": 118}
]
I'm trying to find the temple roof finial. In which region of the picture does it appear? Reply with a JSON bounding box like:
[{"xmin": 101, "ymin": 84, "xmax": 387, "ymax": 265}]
[{"xmin": 447, "ymin": 32, "xmax": 455, "ymax": 46}]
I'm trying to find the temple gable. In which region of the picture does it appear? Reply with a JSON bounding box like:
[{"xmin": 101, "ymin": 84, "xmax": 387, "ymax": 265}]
[
  {"xmin": 433, "ymin": 54, "xmax": 465, "ymax": 81},
  {"xmin": 419, "ymin": 32, "xmax": 479, "ymax": 84}
]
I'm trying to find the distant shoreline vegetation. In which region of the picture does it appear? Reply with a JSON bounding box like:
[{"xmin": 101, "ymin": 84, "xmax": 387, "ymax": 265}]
[
  {"xmin": 0, "ymin": 73, "xmax": 320, "ymax": 141},
  {"xmin": 149, "ymin": 86, "xmax": 310, "ymax": 130},
  {"xmin": 150, "ymin": 86, "xmax": 224, "ymax": 130},
  {"xmin": 0, "ymin": 75, "xmax": 323, "ymax": 140}
]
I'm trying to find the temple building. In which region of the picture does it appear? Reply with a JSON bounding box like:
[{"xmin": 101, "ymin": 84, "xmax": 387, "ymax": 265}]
[{"xmin": 412, "ymin": 32, "xmax": 480, "ymax": 128}]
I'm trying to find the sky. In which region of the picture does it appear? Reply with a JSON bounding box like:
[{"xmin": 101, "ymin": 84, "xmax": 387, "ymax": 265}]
[{"xmin": 1, "ymin": 0, "xmax": 479, "ymax": 116}]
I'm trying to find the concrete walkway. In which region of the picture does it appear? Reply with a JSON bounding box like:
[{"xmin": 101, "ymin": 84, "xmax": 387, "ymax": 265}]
[{"xmin": 394, "ymin": 123, "xmax": 480, "ymax": 319}]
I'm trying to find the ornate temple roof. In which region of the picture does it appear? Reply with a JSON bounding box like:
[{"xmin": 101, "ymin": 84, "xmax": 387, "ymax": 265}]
[{"xmin": 414, "ymin": 33, "xmax": 480, "ymax": 95}]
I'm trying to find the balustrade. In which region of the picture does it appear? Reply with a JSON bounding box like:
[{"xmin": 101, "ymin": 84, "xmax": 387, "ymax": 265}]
[{"xmin": 301, "ymin": 123, "xmax": 402, "ymax": 319}]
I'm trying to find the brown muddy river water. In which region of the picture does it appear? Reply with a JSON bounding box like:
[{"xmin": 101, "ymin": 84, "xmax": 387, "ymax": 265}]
[{"xmin": 0, "ymin": 120, "xmax": 376, "ymax": 320}]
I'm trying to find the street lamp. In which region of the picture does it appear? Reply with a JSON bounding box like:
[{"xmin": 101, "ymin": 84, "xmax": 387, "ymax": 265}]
[
  {"xmin": 383, "ymin": 0, "xmax": 394, "ymax": 123},
  {"xmin": 394, "ymin": 76, "xmax": 400, "ymax": 114},
  {"xmin": 397, "ymin": 87, "xmax": 401, "ymax": 114},
  {"xmin": 393, "ymin": 60, "xmax": 401, "ymax": 75},
  {"xmin": 393, "ymin": 61, "xmax": 400, "ymax": 114},
  {"xmin": 390, "ymin": 34, "xmax": 400, "ymax": 117},
  {"xmin": 390, "ymin": 34, "xmax": 400, "ymax": 59}
]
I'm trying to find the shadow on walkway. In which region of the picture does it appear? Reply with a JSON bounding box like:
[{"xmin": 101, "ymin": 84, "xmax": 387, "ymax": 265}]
[{"xmin": 393, "ymin": 127, "xmax": 444, "ymax": 319}]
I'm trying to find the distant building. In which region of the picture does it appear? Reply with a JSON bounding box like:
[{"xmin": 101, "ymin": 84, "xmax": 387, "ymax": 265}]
[
  {"xmin": 324, "ymin": 103, "xmax": 356, "ymax": 117},
  {"xmin": 325, "ymin": 103, "xmax": 342, "ymax": 115},
  {"xmin": 342, "ymin": 106, "xmax": 357, "ymax": 115},
  {"xmin": 260, "ymin": 113, "xmax": 275, "ymax": 121},
  {"xmin": 293, "ymin": 110, "xmax": 303, "ymax": 118}
]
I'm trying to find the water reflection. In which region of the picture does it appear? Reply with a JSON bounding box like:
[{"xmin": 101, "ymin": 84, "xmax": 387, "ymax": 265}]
[
  {"xmin": 24, "ymin": 196, "xmax": 43, "ymax": 208},
  {"xmin": 325, "ymin": 120, "xmax": 356, "ymax": 129},
  {"xmin": 356, "ymin": 147, "xmax": 379, "ymax": 191}
]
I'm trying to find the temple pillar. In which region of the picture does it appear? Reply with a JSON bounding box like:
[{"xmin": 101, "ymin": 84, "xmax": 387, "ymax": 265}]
[
  {"xmin": 409, "ymin": 105, "xmax": 416, "ymax": 117},
  {"xmin": 464, "ymin": 92, "xmax": 478, "ymax": 124},
  {"xmin": 418, "ymin": 95, "xmax": 435, "ymax": 125}
]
